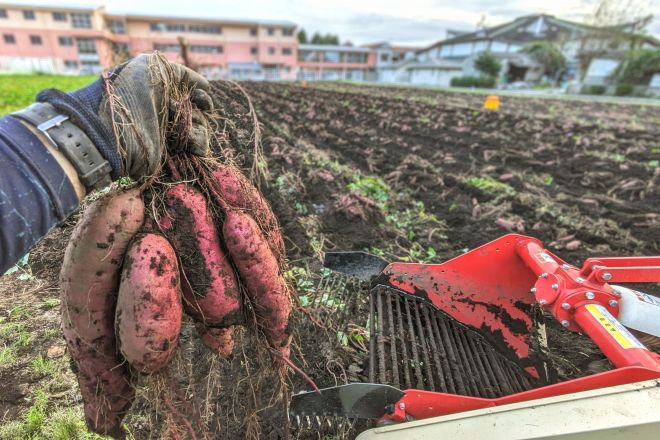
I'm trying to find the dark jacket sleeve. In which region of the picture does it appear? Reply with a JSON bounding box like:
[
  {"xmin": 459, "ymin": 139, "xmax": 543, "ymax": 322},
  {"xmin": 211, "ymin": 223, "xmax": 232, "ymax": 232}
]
[{"xmin": 0, "ymin": 116, "xmax": 79, "ymax": 274}]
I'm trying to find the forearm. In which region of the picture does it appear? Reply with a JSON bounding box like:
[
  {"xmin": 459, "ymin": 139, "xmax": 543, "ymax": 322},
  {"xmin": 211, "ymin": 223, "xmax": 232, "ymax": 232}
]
[{"xmin": 0, "ymin": 116, "xmax": 82, "ymax": 274}]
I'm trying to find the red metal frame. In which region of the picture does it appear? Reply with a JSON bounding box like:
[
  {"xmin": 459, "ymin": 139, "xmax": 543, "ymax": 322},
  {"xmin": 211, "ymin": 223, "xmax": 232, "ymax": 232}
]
[
  {"xmin": 375, "ymin": 234, "xmax": 660, "ymax": 422},
  {"xmin": 380, "ymin": 235, "xmax": 546, "ymax": 379},
  {"xmin": 383, "ymin": 366, "xmax": 660, "ymax": 422}
]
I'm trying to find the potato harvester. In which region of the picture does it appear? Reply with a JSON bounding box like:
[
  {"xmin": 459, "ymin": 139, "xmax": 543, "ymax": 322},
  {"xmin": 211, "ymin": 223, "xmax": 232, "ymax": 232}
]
[{"xmin": 291, "ymin": 234, "xmax": 660, "ymax": 439}]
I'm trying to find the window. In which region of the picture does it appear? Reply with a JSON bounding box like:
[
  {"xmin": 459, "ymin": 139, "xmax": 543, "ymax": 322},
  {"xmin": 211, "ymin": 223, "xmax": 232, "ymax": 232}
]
[
  {"xmin": 165, "ymin": 23, "xmax": 185, "ymax": 32},
  {"xmin": 282, "ymin": 47, "xmax": 292, "ymax": 55},
  {"xmin": 188, "ymin": 24, "xmax": 221, "ymax": 34},
  {"xmin": 268, "ymin": 47, "xmax": 275, "ymax": 55},
  {"xmin": 250, "ymin": 46, "xmax": 258, "ymax": 55},
  {"xmin": 250, "ymin": 27, "xmax": 257, "ymax": 36},
  {"xmin": 59, "ymin": 36, "xmax": 73, "ymax": 46},
  {"xmin": 30, "ymin": 35, "xmax": 42, "ymax": 45},
  {"xmin": 323, "ymin": 51, "xmax": 340, "ymax": 63},
  {"xmin": 80, "ymin": 60, "xmax": 101, "ymax": 74},
  {"xmin": 346, "ymin": 52, "xmax": 367, "ymax": 63},
  {"xmin": 77, "ymin": 38, "xmax": 97, "ymax": 54},
  {"xmin": 23, "ymin": 10, "xmax": 35, "ymax": 20},
  {"xmin": 53, "ymin": 12, "xmax": 67, "ymax": 21},
  {"xmin": 109, "ymin": 20, "xmax": 126, "ymax": 34},
  {"xmin": 267, "ymin": 27, "xmax": 275, "ymax": 36},
  {"xmin": 3, "ymin": 34, "xmax": 15, "ymax": 44},
  {"xmin": 112, "ymin": 42, "xmax": 129, "ymax": 53},
  {"xmin": 150, "ymin": 23, "xmax": 162, "ymax": 31},
  {"xmin": 298, "ymin": 49, "xmax": 320, "ymax": 62},
  {"xmin": 191, "ymin": 45, "xmax": 223, "ymax": 53},
  {"xmin": 380, "ymin": 53, "xmax": 388, "ymax": 62},
  {"xmin": 71, "ymin": 13, "xmax": 92, "ymax": 29},
  {"xmin": 282, "ymin": 28, "xmax": 294, "ymax": 36},
  {"xmin": 154, "ymin": 43, "xmax": 181, "ymax": 52},
  {"xmin": 64, "ymin": 60, "xmax": 78, "ymax": 69},
  {"xmin": 0, "ymin": 9, "xmax": 7, "ymax": 18}
]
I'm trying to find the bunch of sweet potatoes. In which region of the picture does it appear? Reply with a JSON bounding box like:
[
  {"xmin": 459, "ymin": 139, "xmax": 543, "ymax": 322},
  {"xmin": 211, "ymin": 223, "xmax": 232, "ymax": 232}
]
[{"xmin": 60, "ymin": 163, "xmax": 291, "ymax": 437}]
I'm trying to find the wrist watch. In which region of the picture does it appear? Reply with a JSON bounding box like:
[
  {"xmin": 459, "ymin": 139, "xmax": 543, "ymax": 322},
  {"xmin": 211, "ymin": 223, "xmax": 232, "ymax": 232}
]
[{"xmin": 12, "ymin": 103, "xmax": 112, "ymax": 190}]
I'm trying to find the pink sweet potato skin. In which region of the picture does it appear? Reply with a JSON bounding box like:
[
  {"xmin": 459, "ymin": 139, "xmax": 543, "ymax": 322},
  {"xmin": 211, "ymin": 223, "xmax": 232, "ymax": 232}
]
[
  {"xmin": 222, "ymin": 211, "xmax": 291, "ymax": 357},
  {"xmin": 160, "ymin": 184, "xmax": 242, "ymax": 327},
  {"xmin": 116, "ymin": 233, "xmax": 183, "ymax": 374},
  {"xmin": 212, "ymin": 165, "xmax": 285, "ymax": 260},
  {"xmin": 197, "ymin": 325, "xmax": 235, "ymax": 359},
  {"xmin": 60, "ymin": 188, "xmax": 143, "ymax": 436}
]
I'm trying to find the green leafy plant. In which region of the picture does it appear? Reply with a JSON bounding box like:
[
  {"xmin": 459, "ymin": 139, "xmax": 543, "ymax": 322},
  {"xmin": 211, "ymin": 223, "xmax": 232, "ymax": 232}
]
[
  {"xmin": 474, "ymin": 52, "xmax": 502, "ymax": 78},
  {"xmin": 347, "ymin": 175, "xmax": 390, "ymax": 205},
  {"xmin": 465, "ymin": 176, "xmax": 515, "ymax": 196},
  {"xmin": 450, "ymin": 75, "xmax": 496, "ymax": 88},
  {"xmin": 520, "ymin": 41, "xmax": 566, "ymax": 79},
  {"xmin": 582, "ymin": 85, "xmax": 606, "ymax": 95},
  {"xmin": 614, "ymin": 48, "xmax": 660, "ymax": 85},
  {"xmin": 614, "ymin": 83, "xmax": 634, "ymax": 96}
]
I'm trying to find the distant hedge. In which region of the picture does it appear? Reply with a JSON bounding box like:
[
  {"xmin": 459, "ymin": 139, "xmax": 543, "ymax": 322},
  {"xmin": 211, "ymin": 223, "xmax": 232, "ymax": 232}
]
[
  {"xmin": 614, "ymin": 83, "xmax": 634, "ymax": 96},
  {"xmin": 450, "ymin": 76, "xmax": 496, "ymax": 88},
  {"xmin": 582, "ymin": 85, "xmax": 606, "ymax": 95}
]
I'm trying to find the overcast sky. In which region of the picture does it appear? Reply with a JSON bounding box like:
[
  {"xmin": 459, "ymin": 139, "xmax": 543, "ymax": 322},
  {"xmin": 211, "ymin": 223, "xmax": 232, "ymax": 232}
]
[{"xmin": 11, "ymin": 0, "xmax": 660, "ymax": 46}]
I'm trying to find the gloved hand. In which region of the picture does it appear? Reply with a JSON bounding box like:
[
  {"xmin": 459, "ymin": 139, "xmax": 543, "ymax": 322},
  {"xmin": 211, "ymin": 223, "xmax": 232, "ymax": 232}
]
[{"xmin": 37, "ymin": 53, "xmax": 213, "ymax": 182}]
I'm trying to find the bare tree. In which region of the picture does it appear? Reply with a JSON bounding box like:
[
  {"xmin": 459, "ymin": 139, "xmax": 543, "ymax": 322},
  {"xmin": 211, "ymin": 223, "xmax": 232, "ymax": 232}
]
[
  {"xmin": 578, "ymin": 0, "xmax": 653, "ymax": 78},
  {"xmin": 588, "ymin": 0, "xmax": 651, "ymax": 28}
]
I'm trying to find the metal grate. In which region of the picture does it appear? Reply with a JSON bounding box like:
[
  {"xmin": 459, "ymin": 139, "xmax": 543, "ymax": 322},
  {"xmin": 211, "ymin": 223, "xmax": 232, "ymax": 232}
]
[
  {"xmin": 370, "ymin": 285, "xmax": 535, "ymax": 398},
  {"xmin": 306, "ymin": 269, "xmax": 370, "ymax": 334}
]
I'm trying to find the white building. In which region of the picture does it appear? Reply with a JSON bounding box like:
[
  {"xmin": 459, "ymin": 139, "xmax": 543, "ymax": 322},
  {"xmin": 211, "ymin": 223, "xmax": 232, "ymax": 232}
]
[{"xmin": 379, "ymin": 14, "xmax": 658, "ymax": 88}]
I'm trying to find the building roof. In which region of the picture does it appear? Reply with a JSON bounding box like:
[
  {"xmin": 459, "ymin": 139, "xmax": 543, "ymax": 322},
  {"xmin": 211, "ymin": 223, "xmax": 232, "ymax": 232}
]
[
  {"xmin": 104, "ymin": 10, "xmax": 296, "ymax": 27},
  {"xmin": 0, "ymin": 2, "xmax": 296, "ymax": 26},
  {"xmin": 362, "ymin": 41, "xmax": 423, "ymax": 52},
  {"xmin": 421, "ymin": 14, "xmax": 654, "ymax": 53},
  {"xmin": 382, "ymin": 57, "xmax": 463, "ymax": 71},
  {"xmin": 299, "ymin": 44, "xmax": 371, "ymax": 53},
  {"xmin": 0, "ymin": 1, "xmax": 102, "ymax": 11}
]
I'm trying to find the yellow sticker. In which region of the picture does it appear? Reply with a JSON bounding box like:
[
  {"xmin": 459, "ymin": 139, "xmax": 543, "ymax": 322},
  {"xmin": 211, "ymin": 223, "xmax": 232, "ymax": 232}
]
[{"xmin": 585, "ymin": 304, "xmax": 646, "ymax": 350}]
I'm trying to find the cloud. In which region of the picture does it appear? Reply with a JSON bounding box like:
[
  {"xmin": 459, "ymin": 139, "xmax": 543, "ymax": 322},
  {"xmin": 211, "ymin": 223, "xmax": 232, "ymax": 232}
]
[{"xmin": 341, "ymin": 14, "xmax": 474, "ymax": 46}]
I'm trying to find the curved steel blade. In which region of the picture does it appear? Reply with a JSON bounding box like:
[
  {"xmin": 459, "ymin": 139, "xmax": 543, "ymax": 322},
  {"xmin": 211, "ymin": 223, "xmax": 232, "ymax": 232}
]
[
  {"xmin": 290, "ymin": 383, "xmax": 404, "ymax": 419},
  {"xmin": 324, "ymin": 252, "xmax": 389, "ymax": 281}
]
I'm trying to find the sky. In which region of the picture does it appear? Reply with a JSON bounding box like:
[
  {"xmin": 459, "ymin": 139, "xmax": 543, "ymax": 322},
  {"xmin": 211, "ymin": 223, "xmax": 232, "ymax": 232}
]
[{"xmin": 9, "ymin": 0, "xmax": 660, "ymax": 47}]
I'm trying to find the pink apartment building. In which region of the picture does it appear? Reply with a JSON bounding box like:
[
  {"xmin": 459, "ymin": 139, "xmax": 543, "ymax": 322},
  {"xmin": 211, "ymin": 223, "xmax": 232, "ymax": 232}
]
[
  {"xmin": 297, "ymin": 44, "xmax": 377, "ymax": 81},
  {"xmin": 0, "ymin": 2, "xmax": 299, "ymax": 79}
]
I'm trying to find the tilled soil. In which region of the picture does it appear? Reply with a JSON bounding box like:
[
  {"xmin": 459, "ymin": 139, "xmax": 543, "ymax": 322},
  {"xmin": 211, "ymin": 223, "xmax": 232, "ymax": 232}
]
[{"xmin": 0, "ymin": 81, "xmax": 658, "ymax": 439}]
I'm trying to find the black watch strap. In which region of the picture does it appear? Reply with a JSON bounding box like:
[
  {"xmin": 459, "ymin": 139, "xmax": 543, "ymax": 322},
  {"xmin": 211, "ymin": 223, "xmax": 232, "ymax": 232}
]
[{"xmin": 12, "ymin": 103, "xmax": 112, "ymax": 191}]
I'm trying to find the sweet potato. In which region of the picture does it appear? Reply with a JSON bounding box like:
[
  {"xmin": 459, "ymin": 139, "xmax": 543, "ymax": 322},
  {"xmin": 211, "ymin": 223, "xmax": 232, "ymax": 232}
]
[
  {"xmin": 60, "ymin": 188, "xmax": 143, "ymax": 437},
  {"xmin": 222, "ymin": 210, "xmax": 291, "ymax": 357},
  {"xmin": 159, "ymin": 184, "xmax": 242, "ymax": 327},
  {"xmin": 197, "ymin": 325, "xmax": 235, "ymax": 359},
  {"xmin": 116, "ymin": 233, "xmax": 183, "ymax": 373},
  {"xmin": 212, "ymin": 165, "xmax": 285, "ymax": 261}
]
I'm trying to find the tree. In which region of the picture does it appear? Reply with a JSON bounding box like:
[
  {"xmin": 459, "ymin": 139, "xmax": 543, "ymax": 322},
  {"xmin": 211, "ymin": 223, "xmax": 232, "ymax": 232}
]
[
  {"xmin": 297, "ymin": 28, "xmax": 308, "ymax": 44},
  {"xmin": 588, "ymin": 0, "xmax": 651, "ymax": 27},
  {"xmin": 324, "ymin": 34, "xmax": 340, "ymax": 45},
  {"xmin": 615, "ymin": 48, "xmax": 660, "ymax": 84},
  {"xmin": 474, "ymin": 52, "xmax": 501, "ymax": 78},
  {"xmin": 579, "ymin": 0, "xmax": 653, "ymax": 72},
  {"xmin": 521, "ymin": 41, "xmax": 567, "ymax": 79},
  {"xmin": 310, "ymin": 32, "xmax": 340, "ymax": 45}
]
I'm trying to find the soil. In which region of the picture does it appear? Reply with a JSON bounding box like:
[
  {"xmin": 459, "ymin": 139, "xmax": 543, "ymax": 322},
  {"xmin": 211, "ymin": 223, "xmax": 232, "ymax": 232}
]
[{"xmin": 0, "ymin": 81, "xmax": 658, "ymax": 439}]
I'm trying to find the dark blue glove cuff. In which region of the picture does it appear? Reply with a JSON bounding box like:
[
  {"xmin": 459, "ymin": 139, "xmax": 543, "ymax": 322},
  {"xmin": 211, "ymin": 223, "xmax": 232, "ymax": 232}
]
[
  {"xmin": 36, "ymin": 80, "xmax": 122, "ymax": 179},
  {"xmin": 0, "ymin": 116, "xmax": 79, "ymax": 274}
]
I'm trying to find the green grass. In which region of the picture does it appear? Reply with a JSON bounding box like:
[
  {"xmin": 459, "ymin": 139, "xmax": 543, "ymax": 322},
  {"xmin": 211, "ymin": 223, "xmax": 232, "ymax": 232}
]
[
  {"xmin": 0, "ymin": 74, "xmax": 96, "ymax": 114},
  {"xmin": 0, "ymin": 388, "xmax": 106, "ymax": 440}
]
